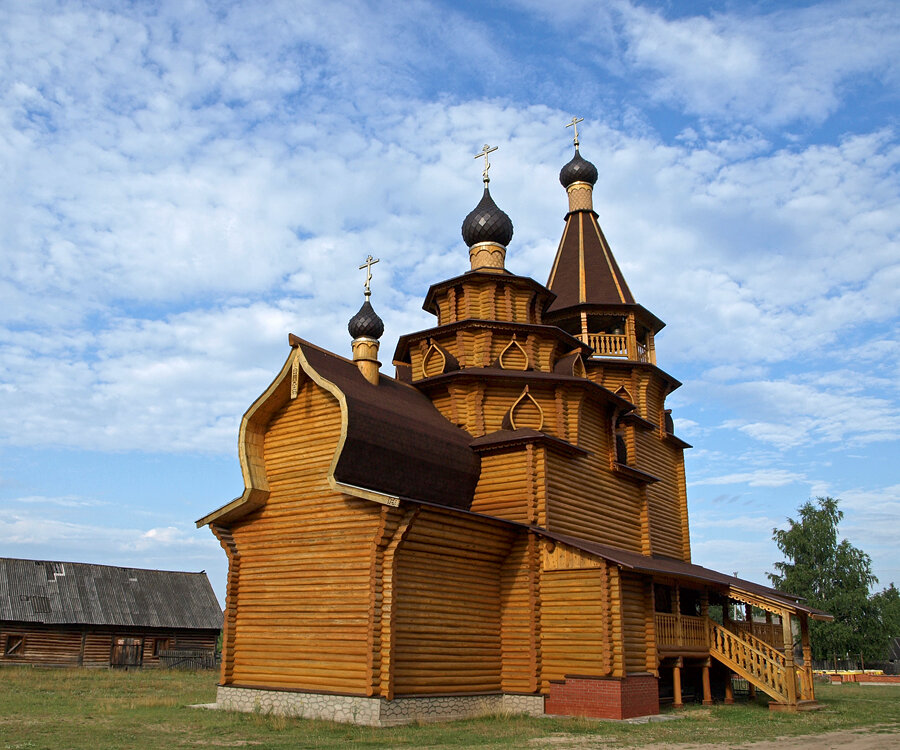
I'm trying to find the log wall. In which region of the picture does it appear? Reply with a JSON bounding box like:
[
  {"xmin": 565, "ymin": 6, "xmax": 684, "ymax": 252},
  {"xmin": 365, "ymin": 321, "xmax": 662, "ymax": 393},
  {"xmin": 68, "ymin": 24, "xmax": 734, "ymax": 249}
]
[
  {"xmin": 540, "ymin": 561, "xmax": 613, "ymax": 687},
  {"xmin": 500, "ymin": 534, "xmax": 541, "ymax": 692},
  {"xmin": 390, "ymin": 509, "xmax": 514, "ymax": 695},
  {"xmin": 226, "ymin": 379, "xmax": 382, "ymax": 693},
  {"xmin": 620, "ymin": 573, "xmax": 657, "ymax": 675},
  {"xmin": 636, "ymin": 430, "xmax": 686, "ymax": 560},
  {"xmin": 546, "ymin": 400, "xmax": 643, "ymax": 551}
]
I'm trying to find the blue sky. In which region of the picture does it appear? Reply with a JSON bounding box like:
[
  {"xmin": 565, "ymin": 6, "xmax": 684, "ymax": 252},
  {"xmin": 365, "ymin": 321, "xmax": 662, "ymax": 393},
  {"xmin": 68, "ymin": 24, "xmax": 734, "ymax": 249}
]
[{"xmin": 2, "ymin": 0, "xmax": 898, "ymax": 605}]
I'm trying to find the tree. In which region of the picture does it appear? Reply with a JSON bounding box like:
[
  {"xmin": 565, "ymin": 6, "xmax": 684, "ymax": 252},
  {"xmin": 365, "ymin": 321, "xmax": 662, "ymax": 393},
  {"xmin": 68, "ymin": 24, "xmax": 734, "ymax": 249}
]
[{"xmin": 768, "ymin": 496, "xmax": 885, "ymax": 661}]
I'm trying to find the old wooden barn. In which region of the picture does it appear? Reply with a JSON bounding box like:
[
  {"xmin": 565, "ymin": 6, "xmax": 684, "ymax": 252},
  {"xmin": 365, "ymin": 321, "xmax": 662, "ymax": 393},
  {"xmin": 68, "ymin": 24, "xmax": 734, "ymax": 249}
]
[
  {"xmin": 0, "ymin": 558, "xmax": 222, "ymax": 668},
  {"xmin": 198, "ymin": 133, "xmax": 831, "ymax": 725}
]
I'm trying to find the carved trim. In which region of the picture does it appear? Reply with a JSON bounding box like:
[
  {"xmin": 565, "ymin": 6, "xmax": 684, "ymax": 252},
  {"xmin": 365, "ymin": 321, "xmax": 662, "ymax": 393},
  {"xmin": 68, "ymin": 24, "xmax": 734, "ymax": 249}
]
[
  {"xmin": 508, "ymin": 386, "xmax": 544, "ymax": 431},
  {"xmin": 498, "ymin": 335, "xmax": 530, "ymax": 371},
  {"xmin": 421, "ymin": 341, "xmax": 447, "ymax": 379}
]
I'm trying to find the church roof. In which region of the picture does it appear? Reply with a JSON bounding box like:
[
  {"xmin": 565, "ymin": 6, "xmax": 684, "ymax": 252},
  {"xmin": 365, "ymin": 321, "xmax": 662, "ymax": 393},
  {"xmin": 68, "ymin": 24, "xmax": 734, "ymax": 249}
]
[
  {"xmin": 0, "ymin": 558, "xmax": 222, "ymax": 629},
  {"xmin": 546, "ymin": 208, "xmax": 635, "ymax": 313},
  {"xmin": 296, "ymin": 339, "xmax": 480, "ymax": 510}
]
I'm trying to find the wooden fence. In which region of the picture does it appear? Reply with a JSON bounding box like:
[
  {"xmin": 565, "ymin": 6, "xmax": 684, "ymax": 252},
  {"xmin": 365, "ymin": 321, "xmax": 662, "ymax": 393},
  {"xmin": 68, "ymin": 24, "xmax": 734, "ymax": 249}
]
[{"xmin": 158, "ymin": 649, "xmax": 218, "ymax": 670}]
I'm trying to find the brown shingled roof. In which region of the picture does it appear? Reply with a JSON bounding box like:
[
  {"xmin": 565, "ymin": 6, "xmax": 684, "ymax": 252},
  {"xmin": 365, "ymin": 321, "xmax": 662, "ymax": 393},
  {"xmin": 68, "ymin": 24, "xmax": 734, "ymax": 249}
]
[
  {"xmin": 539, "ymin": 530, "xmax": 832, "ymax": 620},
  {"xmin": 298, "ymin": 340, "xmax": 480, "ymax": 510},
  {"xmin": 546, "ymin": 210, "xmax": 634, "ymax": 312}
]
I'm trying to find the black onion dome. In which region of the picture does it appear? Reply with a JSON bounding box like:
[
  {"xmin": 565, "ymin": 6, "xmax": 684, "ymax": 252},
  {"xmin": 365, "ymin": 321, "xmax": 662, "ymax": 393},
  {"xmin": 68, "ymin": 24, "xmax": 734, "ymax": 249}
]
[
  {"xmin": 461, "ymin": 188, "xmax": 514, "ymax": 248},
  {"xmin": 348, "ymin": 298, "xmax": 384, "ymax": 340},
  {"xmin": 559, "ymin": 149, "xmax": 598, "ymax": 188}
]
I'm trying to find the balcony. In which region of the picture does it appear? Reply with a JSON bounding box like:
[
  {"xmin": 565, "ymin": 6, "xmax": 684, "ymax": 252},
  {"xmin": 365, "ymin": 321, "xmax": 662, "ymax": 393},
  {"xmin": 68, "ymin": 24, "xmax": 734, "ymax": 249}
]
[{"xmin": 577, "ymin": 333, "xmax": 653, "ymax": 363}]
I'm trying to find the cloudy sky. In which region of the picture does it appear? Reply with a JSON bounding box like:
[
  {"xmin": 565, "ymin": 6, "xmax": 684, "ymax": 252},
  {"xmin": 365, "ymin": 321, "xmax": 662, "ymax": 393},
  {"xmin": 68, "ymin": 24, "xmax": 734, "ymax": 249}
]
[{"xmin": 2, "ymin": 0, "xmax": 898, "ymax": 604}]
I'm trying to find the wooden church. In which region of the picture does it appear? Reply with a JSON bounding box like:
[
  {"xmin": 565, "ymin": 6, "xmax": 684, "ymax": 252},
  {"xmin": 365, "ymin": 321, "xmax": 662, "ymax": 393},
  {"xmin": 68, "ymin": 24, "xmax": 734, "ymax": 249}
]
[{"xmin": 198, "ymin": 128, "xmax": 830, "ymax": 725}]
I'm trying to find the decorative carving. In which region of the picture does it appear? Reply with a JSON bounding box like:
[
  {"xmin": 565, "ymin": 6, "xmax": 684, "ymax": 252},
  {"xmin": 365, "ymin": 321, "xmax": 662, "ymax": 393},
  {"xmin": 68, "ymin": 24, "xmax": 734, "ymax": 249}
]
[
  {"xmin": 291, "ymin": 356, "xmax": 300, "ymax": 399},
  {"xmin": 506, "ymin": 386, "xmax": 544, "ymax": 431},
  {"xmin": 422, "ymin": 342, "xmax": 446, "ymax": 379},
  {"xmin": 420, "ymin": 341, "xmax": 459, "ymax": 380},
  {"xmin": 498, "ymin": 335, "xmax": 529, "ymax": 371}
]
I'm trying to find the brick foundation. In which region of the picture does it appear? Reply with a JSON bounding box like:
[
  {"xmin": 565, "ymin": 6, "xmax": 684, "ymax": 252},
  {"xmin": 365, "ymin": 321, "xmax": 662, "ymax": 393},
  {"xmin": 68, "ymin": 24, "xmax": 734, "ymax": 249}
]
[{"xmin": 545, "ymin": 673, "xmax": 659, "ymax": 720}]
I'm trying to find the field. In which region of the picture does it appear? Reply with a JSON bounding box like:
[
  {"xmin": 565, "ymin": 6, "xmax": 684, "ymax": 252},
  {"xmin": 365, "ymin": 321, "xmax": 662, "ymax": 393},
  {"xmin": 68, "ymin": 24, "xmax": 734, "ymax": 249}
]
[{"xmin": 2, "ymin": 668, "xmax": 899, "ymax": 749}]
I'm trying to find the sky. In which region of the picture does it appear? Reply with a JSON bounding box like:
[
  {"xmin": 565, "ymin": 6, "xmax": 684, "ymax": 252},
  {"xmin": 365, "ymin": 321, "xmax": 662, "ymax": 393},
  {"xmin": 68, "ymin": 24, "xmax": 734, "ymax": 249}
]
[{"xmin": 1, "ymin": 0, "xmax": 898, "ymax": 606}]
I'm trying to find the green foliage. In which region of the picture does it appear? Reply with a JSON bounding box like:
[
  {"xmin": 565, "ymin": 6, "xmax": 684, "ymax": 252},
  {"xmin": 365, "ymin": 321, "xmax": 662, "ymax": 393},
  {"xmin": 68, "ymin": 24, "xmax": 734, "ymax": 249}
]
[{"xmin": 768, "ymin": 496, "xmax": 894, "ymax": 661}]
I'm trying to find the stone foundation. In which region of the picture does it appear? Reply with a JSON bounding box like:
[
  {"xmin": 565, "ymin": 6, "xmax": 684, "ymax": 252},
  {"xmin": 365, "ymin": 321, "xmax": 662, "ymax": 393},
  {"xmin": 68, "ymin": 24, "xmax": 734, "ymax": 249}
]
[
  {"xmin": 545, "ymin": 674, "xmax": 659, "ymax": 720},
  {"xmin": 214, "ymin": 685, "xmax": 545, "ymax": 726}
]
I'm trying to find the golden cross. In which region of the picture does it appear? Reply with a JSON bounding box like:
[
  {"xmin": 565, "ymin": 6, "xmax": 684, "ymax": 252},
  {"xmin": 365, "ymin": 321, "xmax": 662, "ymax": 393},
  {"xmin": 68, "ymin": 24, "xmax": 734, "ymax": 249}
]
[
  {"xmin": 358, "ymin": 255, "xmax": 379, "ymax": 296},
  {"xmin": 474, "ymin": 143, "xmax": 498, "ymax": 184},
  {"xmin": 566, "ymin": 116, "xmax": 584, "ymax": 148}
]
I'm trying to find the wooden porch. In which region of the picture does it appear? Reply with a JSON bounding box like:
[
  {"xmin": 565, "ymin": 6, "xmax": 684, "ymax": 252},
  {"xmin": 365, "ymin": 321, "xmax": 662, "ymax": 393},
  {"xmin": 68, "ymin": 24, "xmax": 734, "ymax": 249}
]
[{"xmin": 653, "ymin": 584, "xmax": 818, "ymax": 711}]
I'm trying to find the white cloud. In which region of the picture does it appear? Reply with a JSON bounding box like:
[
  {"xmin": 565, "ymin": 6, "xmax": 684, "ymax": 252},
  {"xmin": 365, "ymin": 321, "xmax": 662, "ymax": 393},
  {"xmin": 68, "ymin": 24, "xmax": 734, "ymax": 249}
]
[
  {"xmin": 617, "ymin": 0, "xmax": 900, "ymax": 127},
  {"xmin": 693, "ymin": 469, "xmax": 806, "ymax": 488}
]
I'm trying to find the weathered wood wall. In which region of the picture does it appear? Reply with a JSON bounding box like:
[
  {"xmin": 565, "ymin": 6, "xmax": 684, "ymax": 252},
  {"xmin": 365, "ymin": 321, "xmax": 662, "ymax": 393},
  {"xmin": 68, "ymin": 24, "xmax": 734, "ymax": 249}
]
[{"xmin": 0, "ymin": 624, "xmax": 217, "ymax": 668}]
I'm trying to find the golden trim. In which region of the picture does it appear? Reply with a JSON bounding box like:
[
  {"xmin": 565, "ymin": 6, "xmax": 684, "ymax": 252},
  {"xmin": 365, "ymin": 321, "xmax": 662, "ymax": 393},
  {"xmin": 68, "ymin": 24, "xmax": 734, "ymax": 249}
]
[
  {"xmin": 421, "ymin": 341, "xmax": 447, "ymax": 379},
  {"xmin": 498, "ymin": 335, "xmax": 529, "ymax": 371},
  {"xmin": 509, "ymin": 385, "xmax": 544, "ymax": 431}
]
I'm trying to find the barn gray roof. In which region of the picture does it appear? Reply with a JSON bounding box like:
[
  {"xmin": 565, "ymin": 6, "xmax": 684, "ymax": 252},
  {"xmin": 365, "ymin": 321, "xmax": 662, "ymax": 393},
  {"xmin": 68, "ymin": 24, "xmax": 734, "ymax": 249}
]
[{"xmin": 0, "ymin": 558, "xmax": 222, "ymax": 630}]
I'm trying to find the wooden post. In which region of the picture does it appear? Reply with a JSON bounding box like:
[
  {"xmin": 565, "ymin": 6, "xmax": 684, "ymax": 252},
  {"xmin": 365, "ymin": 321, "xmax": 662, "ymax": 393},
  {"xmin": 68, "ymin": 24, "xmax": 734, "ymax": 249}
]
[
  {"xmin": 748, "ymin": 683, "xmax": 757, "ymax": 700},
  {"xmin": 800, "ymin": 616, "xmax": 814, "ymax": 701},
  {"xmin": 724, "ymin": 674, "xmax": 734, "ymax": 704},
  {"xmin": 625, "ymin": 314, "xmax": 638, "ymax": 361},
  {"xmin": 701, "ymin": 590, "xmax": 710, "ymax": 648},
  {"xmin": 702, "ymin": 658, "xmax": 713, "ymax": 705},
  {"xmin": 782, "ymin": 610, "xmax": 797, "ymax": 706},
  {"xmin": 674, "ymin": 582, "xmax": 682, "ymax": 647},
  {"xmin": 673, "ymin": 657, "xmax": 683, "ymax": 708}
]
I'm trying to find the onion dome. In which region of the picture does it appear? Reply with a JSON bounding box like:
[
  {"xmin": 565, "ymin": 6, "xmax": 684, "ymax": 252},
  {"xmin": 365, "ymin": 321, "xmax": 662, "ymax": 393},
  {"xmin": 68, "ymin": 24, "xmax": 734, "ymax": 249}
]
[
  {"xmin": 559, "ymin": 149, "xmax": 598, "ymax": 188},
  {"xmin": 348, "ymin": 298, "xmax": 384, "ymax": 340},
  {"xmin": 461, "ymin": 188, "xmax": 514, "ymax": 248}
]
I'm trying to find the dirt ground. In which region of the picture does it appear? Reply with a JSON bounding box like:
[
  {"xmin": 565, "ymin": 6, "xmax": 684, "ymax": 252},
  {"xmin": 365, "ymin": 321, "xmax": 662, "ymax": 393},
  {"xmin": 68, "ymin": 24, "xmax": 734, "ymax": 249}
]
[{"xmin": 530, "ymin": 725, "xmax": 900, "ymax": 749}]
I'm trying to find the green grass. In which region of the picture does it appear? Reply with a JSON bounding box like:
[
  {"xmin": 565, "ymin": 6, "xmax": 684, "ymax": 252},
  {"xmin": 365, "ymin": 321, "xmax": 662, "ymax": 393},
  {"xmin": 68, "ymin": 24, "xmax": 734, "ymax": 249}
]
[{"xmin": 1, "ymin": 668, "xmax": 899, "ymax": 749}]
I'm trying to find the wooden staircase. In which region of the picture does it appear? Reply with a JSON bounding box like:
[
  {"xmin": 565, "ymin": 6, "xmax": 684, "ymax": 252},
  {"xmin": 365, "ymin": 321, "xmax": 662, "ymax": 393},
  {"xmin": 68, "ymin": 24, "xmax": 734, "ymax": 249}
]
[{"xmin": 708, "ymin": 619, "xmax": 816, "ymax": 709}]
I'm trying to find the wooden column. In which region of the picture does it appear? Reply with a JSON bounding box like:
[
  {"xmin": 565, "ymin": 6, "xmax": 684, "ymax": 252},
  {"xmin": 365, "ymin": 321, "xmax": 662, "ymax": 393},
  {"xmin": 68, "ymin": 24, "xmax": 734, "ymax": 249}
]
[
  {"xmin": 702, "ymin": 658, "xmax": 713, "ymax": 705},
  {"xmin": 800, "ymin": 616, "xmax": 814, "ymax": 702},
  {"xmin": 674, "ymin": 582, "xmax": 682, "ymax": 648},
  {"xmin": 673, "ymin": 657, "xmax": 683, "ymax": 708},
  {"xmin": 781, "ymin": 610, "xmax": 797, "ymax": 706},
  {"xmin": 724, "ymin": 675, "xmax": 734, "ymax": 704},
  {"xmin": 700, "ymin": 590, "xmax": 710, "ymax": 648},
  {"xmin": 625, "ymin": 315, "xmax": 638, "ymax": 361}
]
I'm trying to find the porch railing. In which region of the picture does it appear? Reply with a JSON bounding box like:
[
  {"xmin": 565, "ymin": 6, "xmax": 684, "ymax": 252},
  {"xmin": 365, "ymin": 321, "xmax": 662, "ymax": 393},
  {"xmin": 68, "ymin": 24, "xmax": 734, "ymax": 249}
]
[{"xmin": 655, "ymin": 613, "xmax": 708, "ymax": 649}]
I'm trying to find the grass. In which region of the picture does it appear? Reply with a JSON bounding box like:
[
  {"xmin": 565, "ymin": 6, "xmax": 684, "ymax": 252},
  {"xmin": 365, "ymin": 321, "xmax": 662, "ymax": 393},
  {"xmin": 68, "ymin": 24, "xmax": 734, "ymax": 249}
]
[{"xmin": 1, "ymin": 668, "xmax": 899, "ymax": 750}]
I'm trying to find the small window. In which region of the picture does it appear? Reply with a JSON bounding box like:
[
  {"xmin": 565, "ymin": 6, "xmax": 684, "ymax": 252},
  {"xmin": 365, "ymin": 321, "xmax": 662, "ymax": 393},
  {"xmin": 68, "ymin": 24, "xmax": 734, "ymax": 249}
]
[
  {"xmin": 152, "ymin": 638, "xmax": 170, "ymax": 656},
  {"xmin": 5, "ymin": 635, "xmax": 24, "ymax": 656}
]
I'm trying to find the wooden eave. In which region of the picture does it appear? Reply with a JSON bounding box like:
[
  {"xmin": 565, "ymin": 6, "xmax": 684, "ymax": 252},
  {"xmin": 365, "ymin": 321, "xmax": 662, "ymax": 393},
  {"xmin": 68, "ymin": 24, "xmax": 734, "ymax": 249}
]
[
  {"xmin": 664, "ymin": 433, "xmax": 693, "ymax": 450},
  {"xmin": 619, "ymin": 411, "xmax": 657, "ymax": 431},
  {"xmin": 585, "ymin": 356, "xmax": 683, "ymax": 394},
  {"xmin": 393, "ymin": 319, "xmax": 590, "ymax": 364},
  {"xmin": 612, "ymin": 462, "xmax": 661, "ymax": 485},
  {"xmin": 470, "ymin": 428, "xmax": 588, "ymax": 457},
  {"xmin": 422, "ymin": 270, "xmax": 556, "ymax": 316},
  {"xmin": 412, "ymin": 366, "xmax": 634, "ymax": 411},
  {"xmin": 544, "ymin": 301, "xmax": 666, "ymax": 335}
]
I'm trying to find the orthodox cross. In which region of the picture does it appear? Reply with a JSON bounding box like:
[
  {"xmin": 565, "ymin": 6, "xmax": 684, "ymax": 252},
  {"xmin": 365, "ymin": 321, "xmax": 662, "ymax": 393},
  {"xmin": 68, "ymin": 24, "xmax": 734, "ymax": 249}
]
[
  {"xmin": 566, "ymin": 116, "xmax": 584, "ymax": 148},
  {"xmin": 475, "ymin": 143, "xmax": 498, "ymax": 184},
  {"xmin": 359, "ymin": 255, "xmax": 379, "ymax": 296}
]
